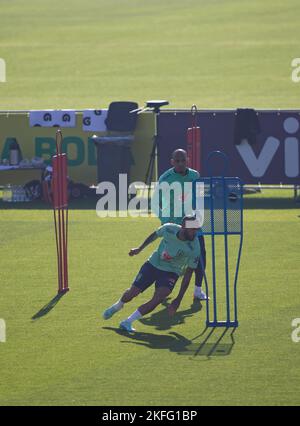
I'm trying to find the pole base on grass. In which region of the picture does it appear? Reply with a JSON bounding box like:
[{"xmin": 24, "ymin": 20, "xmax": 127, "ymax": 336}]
[
  {"xmin": 207, "ymin": 320, "xmax": 238, "ymax": 328},
  {"xmin": 58, "ymin": 288, "xmax": 69, "ymax": 295}
]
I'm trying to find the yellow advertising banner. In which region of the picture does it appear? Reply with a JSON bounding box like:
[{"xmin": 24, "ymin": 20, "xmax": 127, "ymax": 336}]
[{"xmin": 0, "ymin": 112, "xmax": 155, "ymax": 186}]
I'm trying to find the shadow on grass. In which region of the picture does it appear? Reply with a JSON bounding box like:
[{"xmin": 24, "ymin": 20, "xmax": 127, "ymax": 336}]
[
  {"xmin": 244, "ymin": 196, "xmax": 300, "ymax": 210},
  {"xmin": 103, "ymin": 325, "xmax": 236, "ymax": 358},
  {"xmin": 1, "ymin": 193, "xmax": 299, "ymax": 211},
  {"xmin": 31, "ymin": 292, "xmax": 67, "ymax": 320},
  {"xmin": 0, "ymin": 197, "xmax": 99, "ymax": 211},
  {"xmin": 189, "ymin": 327, "xmax": 237, "ymax": 357}
]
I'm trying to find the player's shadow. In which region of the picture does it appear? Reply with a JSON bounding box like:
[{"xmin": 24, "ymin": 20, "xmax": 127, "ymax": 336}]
[
  {"xmin": 103, "ymin": 326, "xmax": 236, "ymax": 358},
  {"xmin": 31, "ymin": 293, "xmax": 66, "ymax": 320},
  {"xmin": 139, "ymin": 298, "xmax": 203, "ymax": 331}
]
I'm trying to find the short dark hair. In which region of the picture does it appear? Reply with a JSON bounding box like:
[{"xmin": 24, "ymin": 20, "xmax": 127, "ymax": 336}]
[{"xmin": 172, "ymin": 149, "xmax": 187, "ymax": 159}]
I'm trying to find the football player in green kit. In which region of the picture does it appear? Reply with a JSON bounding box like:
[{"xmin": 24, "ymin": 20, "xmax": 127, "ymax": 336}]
[
  {"xmin": 154, "ymin": 148, "xmax": 207, "ymax": 301},
  {"xmin": 103, "ymin": 216, "xmax": 200, "ymax": 332}
]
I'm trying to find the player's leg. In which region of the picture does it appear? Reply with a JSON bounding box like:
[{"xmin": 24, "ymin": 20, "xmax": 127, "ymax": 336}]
[
  {"xmin": 194, "ymin": 235, "xmax": 209, "ymax": 300},
  {"xmin": 120, "ymin": 270, "xmax": 178, "ymax": 331},
  {"xmin": 103, "ymin": 285, "xmax": 141, "ymax": 320},
  {"xmin": 120, "ymin": 287, "xmax": 172, "ymax": 332},
  {"xmin": 103, "ymin": 261, "xmax": 156, "ymax": 320}
]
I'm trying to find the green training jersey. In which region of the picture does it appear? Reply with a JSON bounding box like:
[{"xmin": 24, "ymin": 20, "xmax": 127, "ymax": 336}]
[
  {"xmin": 155, "ymin": 167, "xmax": 200, "ymax": 225},
  {"xmin": 148, "ymin": 223, "xmax": 200, "ymax": 276}
]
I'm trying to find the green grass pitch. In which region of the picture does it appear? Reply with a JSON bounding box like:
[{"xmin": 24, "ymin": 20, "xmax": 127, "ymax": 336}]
[
  {"xmin": 0, "ymin": 191, "xmax": 300, "ymax": 406},
  {"xmin": 0, "ymin": 0, "xmax": 300, "ymax": 109}
]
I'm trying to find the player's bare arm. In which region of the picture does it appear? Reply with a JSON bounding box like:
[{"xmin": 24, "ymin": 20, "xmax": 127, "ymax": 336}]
[
  {"xmin": 168, "ymin": 267, "xmax": 194, "ymax": 316},
  {"xmin": 128, "ymin": 231, "xmax": 158, "ymax": 256}
]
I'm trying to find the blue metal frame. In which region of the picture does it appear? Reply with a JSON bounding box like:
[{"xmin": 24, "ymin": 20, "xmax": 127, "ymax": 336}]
[{"xmin": 193, "ymin": 166, "xmax": 244, "ymax": 328}]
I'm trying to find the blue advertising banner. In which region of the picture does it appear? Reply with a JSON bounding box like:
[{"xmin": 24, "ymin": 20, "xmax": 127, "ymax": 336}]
[{"xmin": 157, "ymin": 110, "xmax": 300, "ymax": 184}]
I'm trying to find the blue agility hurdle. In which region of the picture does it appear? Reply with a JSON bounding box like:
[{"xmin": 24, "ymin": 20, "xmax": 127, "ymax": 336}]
[{"xmin": 193, "ymin": 151, "xmax": 244, "ymax": 328}]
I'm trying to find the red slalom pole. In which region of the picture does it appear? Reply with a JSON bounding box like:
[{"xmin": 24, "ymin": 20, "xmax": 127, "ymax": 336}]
[
  {"xmin": 187, "ymin": 104, "xmax": 201, "ymax": 173},
  {"xmin": 52, "ymin": 129, "xmax": 69, "ymax": 294}
]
